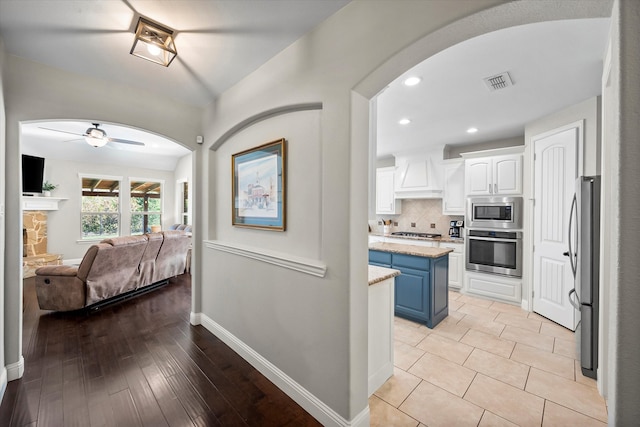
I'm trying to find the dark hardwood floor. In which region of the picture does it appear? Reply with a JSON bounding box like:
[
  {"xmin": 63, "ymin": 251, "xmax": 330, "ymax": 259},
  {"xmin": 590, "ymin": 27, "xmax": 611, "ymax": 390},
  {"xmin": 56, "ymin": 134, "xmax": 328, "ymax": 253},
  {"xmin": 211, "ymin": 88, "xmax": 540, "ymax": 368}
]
[{"xmin": 0, "ymin": 275, "xmax": 321, "ymax": 426}]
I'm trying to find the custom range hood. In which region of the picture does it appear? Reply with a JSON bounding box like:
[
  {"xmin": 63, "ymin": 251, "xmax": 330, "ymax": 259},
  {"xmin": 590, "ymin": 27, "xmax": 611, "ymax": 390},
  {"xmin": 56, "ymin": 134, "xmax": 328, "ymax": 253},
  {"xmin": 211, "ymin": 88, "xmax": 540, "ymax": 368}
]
[{"xmin": 393, "ymin": 149, "xmax": 443, "ymax": 199}]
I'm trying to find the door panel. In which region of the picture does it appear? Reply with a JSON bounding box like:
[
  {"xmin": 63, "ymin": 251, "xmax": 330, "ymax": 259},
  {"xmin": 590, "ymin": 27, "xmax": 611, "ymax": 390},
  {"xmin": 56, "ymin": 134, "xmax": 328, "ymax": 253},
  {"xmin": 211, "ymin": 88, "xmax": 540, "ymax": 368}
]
[{"xmin": 533, "ymin": 126, "xmax": 578, "ymax": 330}]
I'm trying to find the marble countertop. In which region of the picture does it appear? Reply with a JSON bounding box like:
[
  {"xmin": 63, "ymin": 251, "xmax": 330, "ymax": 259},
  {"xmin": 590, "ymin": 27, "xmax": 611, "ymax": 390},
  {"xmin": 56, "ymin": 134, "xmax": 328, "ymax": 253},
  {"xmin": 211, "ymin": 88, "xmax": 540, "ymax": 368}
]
[
  {"xmin": 369, "ymin": 232, "xmax": 464, "ymax": 243},
  {"xmin": 368, "ymin": 265, "xmax": 400, "ymax": 286},
  {"xmin": 369, "ymin": 242, "xmax": 454, "ymax": 258}
]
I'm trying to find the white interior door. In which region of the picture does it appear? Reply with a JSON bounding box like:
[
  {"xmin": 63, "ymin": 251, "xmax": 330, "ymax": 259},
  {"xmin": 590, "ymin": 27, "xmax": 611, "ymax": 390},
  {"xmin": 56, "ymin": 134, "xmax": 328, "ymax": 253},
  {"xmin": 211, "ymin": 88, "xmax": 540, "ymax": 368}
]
[{"xmin": 533, "ymin": 125, "xmax": 579, "ymax": 330}]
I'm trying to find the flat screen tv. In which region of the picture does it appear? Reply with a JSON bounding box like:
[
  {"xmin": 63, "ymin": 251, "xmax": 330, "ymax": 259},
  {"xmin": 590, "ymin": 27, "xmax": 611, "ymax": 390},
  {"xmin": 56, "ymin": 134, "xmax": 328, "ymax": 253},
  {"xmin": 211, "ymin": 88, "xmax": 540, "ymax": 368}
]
[{"xmin": 22, "ymin": 154, "xmax": 45, "ymax": 194}]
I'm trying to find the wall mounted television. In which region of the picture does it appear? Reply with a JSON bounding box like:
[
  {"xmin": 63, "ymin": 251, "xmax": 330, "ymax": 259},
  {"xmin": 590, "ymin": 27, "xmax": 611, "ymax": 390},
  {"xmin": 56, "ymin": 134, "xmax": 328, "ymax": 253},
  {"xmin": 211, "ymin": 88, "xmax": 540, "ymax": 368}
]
[{"xmin": 22, "ymin": 154, "xmax": 45, "ymax": 195}]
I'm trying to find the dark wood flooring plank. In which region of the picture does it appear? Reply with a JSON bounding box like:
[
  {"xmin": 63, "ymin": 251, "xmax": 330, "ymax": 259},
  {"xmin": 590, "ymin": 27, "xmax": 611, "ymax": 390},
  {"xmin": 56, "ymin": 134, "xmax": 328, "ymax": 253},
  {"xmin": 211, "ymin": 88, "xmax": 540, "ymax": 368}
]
[
  {"xmin": 108, "ymin": 389, "xmax": 143, "ymax": 427},
  {"xmin": 0, "ymin": 380, "xmax": 20, "ymax": 425},
  {"xmin": 36, "ymin": 389, "xmax": 63, "ymax": 427},
  {"xmin": 85, "ymin": 376, "xmax": 116, "ymax": 427},
  {"xmin": 8, "ymin": 379, "xmax": 41, "ymax": 427},
  {"xmin": 62, "ymin": 357, "xmax": 90, "ymax": 427},
  {"xmin": 118, "ymin": 356, "xmax": 169, "ymax": 427}
]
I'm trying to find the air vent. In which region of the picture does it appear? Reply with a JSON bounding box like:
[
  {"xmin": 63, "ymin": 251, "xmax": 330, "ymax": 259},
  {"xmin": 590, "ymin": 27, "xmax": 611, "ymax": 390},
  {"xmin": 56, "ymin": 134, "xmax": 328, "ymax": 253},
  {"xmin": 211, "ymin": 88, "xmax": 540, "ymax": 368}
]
[{"xmin": 483, "ymin": 72, "xmax": 513, "ymax": 91}]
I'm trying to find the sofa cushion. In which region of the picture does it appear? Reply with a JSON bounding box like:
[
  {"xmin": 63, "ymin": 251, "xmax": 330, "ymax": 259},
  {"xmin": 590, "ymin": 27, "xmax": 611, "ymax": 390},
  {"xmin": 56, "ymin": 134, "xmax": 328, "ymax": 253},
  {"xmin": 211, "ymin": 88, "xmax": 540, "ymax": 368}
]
[
  {"xmin": 139, "ymin": 232, "xmax": 164, "ymax": 288},
  {"xmin": 153, "ymin": 230, "xmax": 191, "ymax": 282}
]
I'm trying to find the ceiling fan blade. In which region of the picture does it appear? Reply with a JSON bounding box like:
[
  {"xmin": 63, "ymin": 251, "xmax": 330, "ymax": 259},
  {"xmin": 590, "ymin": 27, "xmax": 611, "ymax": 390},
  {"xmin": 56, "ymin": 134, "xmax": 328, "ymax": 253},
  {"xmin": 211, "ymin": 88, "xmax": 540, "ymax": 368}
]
[
  {"xmin": 38, "ymin": 126, "xmax": 84, "ymax": 137},
  {"xmin": 108, "ymin": 137, "xmax": 145, "ymax": 146}
]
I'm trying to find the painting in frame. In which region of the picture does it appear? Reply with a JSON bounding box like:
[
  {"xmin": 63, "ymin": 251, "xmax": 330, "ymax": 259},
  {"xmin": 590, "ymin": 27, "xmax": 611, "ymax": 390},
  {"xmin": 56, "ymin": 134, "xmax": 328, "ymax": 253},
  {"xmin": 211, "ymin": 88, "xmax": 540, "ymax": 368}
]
[{"xmin": 232, "ymin": 138, "xmax": 286, "ymax": 230}]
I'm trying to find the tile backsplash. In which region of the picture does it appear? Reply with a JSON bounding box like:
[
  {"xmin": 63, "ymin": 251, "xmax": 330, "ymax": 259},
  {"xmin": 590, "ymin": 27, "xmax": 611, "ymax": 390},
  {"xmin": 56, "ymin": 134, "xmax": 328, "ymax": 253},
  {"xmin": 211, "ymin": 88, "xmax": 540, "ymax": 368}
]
[{"xmin": 371, "ymin": 199, "xmax": 463, "ymax": 236}]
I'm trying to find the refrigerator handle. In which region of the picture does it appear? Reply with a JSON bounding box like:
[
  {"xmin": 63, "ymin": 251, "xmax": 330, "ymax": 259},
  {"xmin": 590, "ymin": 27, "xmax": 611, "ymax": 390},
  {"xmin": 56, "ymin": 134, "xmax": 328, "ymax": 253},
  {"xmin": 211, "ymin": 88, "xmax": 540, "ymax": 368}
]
[
  {"xmin": 568, "ymin": 288, "xmax": 581, "ymax": 310},
  {"xmin": 567, "ymin": 194, "xmax": 577, "ymax": 277}
]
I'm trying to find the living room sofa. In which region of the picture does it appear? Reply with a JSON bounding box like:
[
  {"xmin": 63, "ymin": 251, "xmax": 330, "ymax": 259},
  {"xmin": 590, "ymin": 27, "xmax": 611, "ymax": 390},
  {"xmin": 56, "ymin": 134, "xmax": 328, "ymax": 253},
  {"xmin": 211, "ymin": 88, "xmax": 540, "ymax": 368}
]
[{"xmin": 34, "ymin": 230, "xmax": 191, "ymax": 312}]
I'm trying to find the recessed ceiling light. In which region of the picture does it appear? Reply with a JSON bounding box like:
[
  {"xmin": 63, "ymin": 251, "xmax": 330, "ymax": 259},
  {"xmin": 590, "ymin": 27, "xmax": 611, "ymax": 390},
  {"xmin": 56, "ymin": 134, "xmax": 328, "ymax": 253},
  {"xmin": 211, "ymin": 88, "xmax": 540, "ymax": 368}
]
[
  {"xmin": 399, "ymin": 118, "xmax": 411, "ymax": 125},
  {"xmin": 403, "ymin": 77, "xmax": 421, "ymax": 86},
  {"xmin": 467, "ymin": 127, "xmax": 478, "ymax": 134}
]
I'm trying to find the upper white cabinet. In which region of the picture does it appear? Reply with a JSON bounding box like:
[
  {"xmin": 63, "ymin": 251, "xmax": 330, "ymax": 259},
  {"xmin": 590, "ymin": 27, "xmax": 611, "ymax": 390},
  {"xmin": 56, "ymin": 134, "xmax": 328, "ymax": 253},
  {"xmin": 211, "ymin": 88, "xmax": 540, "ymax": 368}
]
[
  {"xmin": 376, "ymin": 167, "xmax": 401, "ymax": 215},
  {"xmin": 394, "ymin": 149, "xmax": 443, "ymax": 199},
  {"xmin": 442, "ymin": 160, "xmax": 465, "ymax": 215},
  {"xmin": 465, "ymin": 154, "xmax": 522, "ymax": 196}
]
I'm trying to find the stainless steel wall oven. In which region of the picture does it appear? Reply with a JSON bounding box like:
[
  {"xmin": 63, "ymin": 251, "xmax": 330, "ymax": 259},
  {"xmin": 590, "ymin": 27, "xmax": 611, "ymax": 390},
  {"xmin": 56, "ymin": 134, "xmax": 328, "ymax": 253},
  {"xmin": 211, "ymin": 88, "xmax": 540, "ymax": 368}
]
[{"xmin": 466, "ymin": 229, "xmax": 523, "ymax": 278}]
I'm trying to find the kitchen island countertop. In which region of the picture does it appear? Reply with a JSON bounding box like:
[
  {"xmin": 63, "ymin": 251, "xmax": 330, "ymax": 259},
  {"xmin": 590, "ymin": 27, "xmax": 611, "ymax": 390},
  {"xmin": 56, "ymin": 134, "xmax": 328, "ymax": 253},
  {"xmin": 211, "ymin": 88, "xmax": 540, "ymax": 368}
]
[
  {"xmin": 369, "ymin": 242, "xmax": 453, "ymax": 258},
  {"xmin": 368, "ymin": 265, "xmax": 400, "ymax": 286}
]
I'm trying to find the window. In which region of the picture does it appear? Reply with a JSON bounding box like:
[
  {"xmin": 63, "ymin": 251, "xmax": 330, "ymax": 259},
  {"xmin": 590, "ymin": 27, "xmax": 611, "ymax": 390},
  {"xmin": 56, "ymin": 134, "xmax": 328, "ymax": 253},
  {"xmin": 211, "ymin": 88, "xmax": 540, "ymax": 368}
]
[
  {"xmin": 180, "ymin": 181, "xmax": 189, "ymax": 225},
  {"xmin": 131, "ymin": 180, "xmax": 162, "ymax": 234},
  {"xmin": 81, "ymin": 177, "xmax": 120, "ymax": 240}
]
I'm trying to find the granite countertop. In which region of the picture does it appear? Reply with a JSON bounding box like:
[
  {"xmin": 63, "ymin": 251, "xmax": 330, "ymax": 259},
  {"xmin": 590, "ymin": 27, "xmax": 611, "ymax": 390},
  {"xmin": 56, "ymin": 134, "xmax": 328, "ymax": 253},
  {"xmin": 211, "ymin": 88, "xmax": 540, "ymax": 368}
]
[
  {"xmin": 369, "ymin": 242, "xmax": 454, "ymax": 258},
  {"xmin": 369, "ymin": 232, "xmax": 464, "ymax": 243},
  {"xmin": 368, "ymin": 265, "xmax": 400, "ymax": 286}
]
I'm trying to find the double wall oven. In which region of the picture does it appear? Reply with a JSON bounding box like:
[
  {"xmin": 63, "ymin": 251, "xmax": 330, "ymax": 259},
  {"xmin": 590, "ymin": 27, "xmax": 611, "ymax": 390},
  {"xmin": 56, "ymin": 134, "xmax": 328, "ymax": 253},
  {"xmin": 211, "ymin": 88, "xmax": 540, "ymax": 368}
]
[{"xmin": 466, "ymin": 196, "xmax": 523, "ymax": 278}]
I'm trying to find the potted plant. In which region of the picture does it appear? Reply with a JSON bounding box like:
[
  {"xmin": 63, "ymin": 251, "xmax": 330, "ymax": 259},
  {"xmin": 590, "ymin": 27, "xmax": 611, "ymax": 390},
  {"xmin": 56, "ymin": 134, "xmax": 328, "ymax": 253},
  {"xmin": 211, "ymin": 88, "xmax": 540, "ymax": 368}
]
[{"xmin": 42, "ymin": 181, "xmax": 57, "ymax": 197}]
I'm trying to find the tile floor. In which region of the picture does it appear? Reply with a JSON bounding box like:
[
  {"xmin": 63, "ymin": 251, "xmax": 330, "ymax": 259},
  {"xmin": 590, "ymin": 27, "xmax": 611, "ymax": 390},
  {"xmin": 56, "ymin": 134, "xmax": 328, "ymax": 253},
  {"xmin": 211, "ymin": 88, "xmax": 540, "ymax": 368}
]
[{"xmin": 370, "ymin": 291, "xmax": 608, "ymax": 427}]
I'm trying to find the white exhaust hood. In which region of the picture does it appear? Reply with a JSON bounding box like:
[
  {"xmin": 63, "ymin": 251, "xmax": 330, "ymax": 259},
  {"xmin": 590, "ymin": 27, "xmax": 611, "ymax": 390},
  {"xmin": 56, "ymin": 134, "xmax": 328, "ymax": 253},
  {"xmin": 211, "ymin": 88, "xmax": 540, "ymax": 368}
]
[{"xmin": 394, "ymin": 148, "xmax": 443, "ymax": 199}]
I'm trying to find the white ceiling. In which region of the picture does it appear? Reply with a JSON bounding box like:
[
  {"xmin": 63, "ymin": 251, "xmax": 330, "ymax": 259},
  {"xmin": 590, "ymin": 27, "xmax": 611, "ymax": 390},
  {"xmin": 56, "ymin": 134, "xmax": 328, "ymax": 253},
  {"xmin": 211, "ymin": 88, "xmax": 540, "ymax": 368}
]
[
  {"xmin": 376, "ymin": 18, "xmax": 611, "ymax": 158},
  {"xmin": 0, "ymin": 3, "xmax": 611, "ymax": 167},
  {"xmin": 0, "ymin": 0, "xmax": 351, "ymax": 170}
]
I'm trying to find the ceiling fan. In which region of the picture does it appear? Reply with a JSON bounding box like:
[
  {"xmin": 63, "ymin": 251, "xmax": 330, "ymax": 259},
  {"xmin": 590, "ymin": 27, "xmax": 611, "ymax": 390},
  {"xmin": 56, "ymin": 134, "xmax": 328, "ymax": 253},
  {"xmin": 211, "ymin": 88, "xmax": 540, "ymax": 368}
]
[{"xmin": 39, "ymin": 123, "xmax": 145, "ymax": 148}]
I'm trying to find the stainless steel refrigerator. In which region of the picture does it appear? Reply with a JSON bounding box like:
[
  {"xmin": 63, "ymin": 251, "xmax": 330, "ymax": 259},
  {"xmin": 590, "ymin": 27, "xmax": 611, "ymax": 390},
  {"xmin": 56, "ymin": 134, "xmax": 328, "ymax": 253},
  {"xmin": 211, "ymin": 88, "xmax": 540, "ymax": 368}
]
[{"xmin": 566, "ymin": 175, "xmax": 600, "ymax": 379}]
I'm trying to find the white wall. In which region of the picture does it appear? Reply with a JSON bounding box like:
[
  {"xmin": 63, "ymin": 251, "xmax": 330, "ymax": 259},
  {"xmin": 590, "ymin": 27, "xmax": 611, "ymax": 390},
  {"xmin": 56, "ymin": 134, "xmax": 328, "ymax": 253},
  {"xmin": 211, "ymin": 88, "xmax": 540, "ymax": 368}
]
[
  {"xmin": 0, "ymin": 37, "xmax": 7, "ymax": 402},
  {"xmin": 26, "ymin": 157, "xmax": 177, "ymax": 260},
  {"xmin": 3, "ymin": 54, "xmax": 201, "ymax": 379},
  {"xmin": 173, "ymin": 153, "xmax": 192, "ymax": 225}
]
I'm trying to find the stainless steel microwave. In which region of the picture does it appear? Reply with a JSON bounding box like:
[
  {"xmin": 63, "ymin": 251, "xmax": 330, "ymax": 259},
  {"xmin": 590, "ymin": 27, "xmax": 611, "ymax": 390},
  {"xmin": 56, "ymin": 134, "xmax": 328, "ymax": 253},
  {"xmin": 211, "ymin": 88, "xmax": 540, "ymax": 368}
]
[{"xmin": 467, "ymin": 196, "xmax": 523, "ymax": 229}]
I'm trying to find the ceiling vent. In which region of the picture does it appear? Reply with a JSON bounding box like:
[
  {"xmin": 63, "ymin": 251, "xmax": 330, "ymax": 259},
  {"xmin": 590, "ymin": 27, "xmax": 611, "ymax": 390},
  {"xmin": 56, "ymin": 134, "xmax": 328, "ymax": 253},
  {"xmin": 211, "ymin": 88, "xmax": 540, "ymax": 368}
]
[{"xmin": 483, "ymin": 72, "xmax": 513, "ymax": 91}]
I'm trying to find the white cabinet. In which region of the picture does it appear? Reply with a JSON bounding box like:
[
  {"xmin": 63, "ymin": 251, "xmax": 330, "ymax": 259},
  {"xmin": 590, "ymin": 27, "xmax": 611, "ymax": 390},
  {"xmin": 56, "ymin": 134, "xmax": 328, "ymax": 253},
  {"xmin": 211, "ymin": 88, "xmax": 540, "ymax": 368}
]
[
  {"xmin": 465, "ymin": 154, "xmax": 522, "ymax": 196},
  {"xmin": 376, "ymin": 167, "xmax": 401, "ymax": 215},
  {"xmin": 440, "ymin": 241, "xmax": 464, "ymax": 290},
  {"xmin": 442, "ymin": 160, "xmax": 465, "ymax": 215},
  {"xmin": 465, "ymin": 271, "xmax": 522, "ymax": 304}
]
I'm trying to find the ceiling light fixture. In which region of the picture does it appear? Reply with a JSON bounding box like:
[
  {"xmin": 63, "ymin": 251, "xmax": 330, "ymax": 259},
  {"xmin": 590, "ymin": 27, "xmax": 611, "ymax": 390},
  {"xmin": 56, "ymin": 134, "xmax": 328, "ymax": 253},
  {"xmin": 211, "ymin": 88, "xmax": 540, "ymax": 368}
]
[
  {"xmin": 84, "ymin": 126, "xmax": 108, "ymax": 147},
  {"xmin": 399, "ymin": 118, "xmax": 411, "ymax": 125},
  {"xmin": 130, "ymin": 17, "xmax": 177, "ymax": 67},
  {"xmin": 467, "ymin": 127, "xmax": 478, "ymax": 134},
  {"xmin": 403, "ymin": 76, "xmax": 421, "ymax": 86}
]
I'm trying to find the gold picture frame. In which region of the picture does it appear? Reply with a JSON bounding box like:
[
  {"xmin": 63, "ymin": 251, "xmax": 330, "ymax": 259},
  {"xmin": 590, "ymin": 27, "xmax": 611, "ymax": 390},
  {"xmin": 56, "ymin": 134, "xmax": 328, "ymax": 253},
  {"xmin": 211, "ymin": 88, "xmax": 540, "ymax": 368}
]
[{"xmin": 231, "ymin": 138, "xmax": 286, "ymax": 230}]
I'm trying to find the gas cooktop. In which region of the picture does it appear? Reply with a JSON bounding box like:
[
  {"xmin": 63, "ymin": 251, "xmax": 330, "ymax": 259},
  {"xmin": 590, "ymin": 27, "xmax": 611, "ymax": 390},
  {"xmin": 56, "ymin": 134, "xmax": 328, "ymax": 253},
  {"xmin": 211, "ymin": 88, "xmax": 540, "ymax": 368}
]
[{"xmin": 390, "ymin": 231, "xmax": 442, "ymax": 238}]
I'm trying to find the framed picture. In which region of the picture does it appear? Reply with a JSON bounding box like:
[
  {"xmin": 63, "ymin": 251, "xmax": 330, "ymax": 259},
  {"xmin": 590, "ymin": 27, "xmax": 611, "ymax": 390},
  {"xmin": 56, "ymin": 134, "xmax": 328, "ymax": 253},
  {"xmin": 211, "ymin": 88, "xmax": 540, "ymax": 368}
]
[{"xmin": 232, "ymin": 138, "xmax": 286, "ymax": 230}]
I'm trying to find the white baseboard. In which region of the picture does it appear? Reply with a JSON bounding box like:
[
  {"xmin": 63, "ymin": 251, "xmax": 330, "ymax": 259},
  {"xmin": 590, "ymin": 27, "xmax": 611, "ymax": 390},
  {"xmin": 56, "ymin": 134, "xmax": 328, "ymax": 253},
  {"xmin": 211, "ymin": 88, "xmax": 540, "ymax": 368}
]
[
  {"xmin": 190, "ymin": 312, "xmax": 201, "ymax": 326},
  {"xmin": 0, "ymin": 367, "xmax": 7, "ymax": 405},
  {"xmin": 195, "ymin": 312, "xmax": 370, "ymax": 427},
  {"xmin": 368, "ymin": 361, "xmax": 394, "ymax": 397},
  {"xmin": 6, "ymin": 356, "xmax": 24, "ymax": 381}
]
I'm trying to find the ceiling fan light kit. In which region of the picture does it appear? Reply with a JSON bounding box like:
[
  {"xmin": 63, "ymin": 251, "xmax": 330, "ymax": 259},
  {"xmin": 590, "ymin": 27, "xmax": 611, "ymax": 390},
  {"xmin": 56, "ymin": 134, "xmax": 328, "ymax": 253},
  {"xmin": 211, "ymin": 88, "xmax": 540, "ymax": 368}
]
[{"xmin": 130, "ymin": 17, "xmax": 177, "ymax": 67}]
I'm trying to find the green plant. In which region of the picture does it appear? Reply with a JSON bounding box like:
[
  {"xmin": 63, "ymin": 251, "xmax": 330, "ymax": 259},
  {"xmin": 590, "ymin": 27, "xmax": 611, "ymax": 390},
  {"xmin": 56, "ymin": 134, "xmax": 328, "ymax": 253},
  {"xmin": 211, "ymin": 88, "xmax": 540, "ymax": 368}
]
[{"xmin": 42, "ymin": 181, "xmax": 58, "ymax": 191}]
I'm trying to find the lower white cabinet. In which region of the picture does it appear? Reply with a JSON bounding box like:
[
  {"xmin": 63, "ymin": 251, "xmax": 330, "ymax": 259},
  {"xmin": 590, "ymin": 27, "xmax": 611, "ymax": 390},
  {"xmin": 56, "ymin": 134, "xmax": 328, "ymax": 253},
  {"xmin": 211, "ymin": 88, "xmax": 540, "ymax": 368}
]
[
  {"xmin": 440, "ymin": 241, "xmax": 464, "ymax": 290},
  {"xmin": 465, "ymin": 271, "xmax": 522, "ymax": 304}
]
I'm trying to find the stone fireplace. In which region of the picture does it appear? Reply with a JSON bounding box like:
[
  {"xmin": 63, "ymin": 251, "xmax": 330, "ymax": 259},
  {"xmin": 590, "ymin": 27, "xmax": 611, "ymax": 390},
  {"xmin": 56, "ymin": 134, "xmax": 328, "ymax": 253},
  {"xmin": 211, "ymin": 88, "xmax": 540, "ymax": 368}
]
[{"xmin": 23, "ymin": 210, "xmax": 62, "ymax": 278}]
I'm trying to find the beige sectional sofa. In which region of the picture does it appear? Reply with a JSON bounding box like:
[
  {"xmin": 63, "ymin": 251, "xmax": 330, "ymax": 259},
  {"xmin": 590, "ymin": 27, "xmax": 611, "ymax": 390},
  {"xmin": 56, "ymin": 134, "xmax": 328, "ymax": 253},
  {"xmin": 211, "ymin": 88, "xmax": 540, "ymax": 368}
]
[{"xmin": 34, "ymin": 230, "xmax": 191, "ymax": 312}]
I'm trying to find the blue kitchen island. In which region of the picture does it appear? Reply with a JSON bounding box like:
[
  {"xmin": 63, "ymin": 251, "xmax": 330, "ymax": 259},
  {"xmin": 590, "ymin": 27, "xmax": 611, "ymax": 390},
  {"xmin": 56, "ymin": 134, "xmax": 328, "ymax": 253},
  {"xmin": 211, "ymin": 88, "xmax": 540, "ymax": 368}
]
[{"xmin": 369, "ymin": 242, "xmax": 452, "ymax": 328}]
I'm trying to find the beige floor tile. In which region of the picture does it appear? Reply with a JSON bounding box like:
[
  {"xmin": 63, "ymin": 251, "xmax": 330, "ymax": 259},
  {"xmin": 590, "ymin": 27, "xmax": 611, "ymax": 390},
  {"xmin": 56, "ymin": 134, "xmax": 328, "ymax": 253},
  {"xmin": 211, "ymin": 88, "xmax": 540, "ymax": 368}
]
[
  {"xmin": 449, "ymin": 298, "xmax": 465, "ymax": 311},
  {"xmin": 395, "ymin": 316, "xmax": 423, "ymax": 328},
  {"xmin": 540, "ymin": 321, "xmax": 576, "ymax": 341},
  {"xmin": 369, "ymin": 395, "xmax": 419, "ymax": 427},
  {"xmin": 495, "ymin": 312, "xmax": 542, "ymax": 332},
  {"xmin": 542, "ymin": 401, "xmax": 607, "ymax": 427},
  {"xmin": 463, "ymin": 348, "xmax": 530, "ymax": 389},
  {"xmin": 395, "ymin": 321, "xmax": 430, "ymax": 346},
  {"xmin": 500, "ymin": 325, "xmax": 554, "ymax": 352},
  {"xmin": 457, "ymin": 294, "xmax": 495, "ymax": 308},
  {"xmin": 417, "ymin": 333, "xmax": 474, "ymax": 365},
  {"xmin": 399, "ymin": 381, "xmax": 484, "ymax": 427},
  {"xmin": 511, "ymin": 343, "xmax": 575, "ymax": 380},
  {"xmin": 553, "ymin": 337, "xmax": 578, "ymax": 359},
  {"xmin": 408, "ymin": 352, "xmax": 477, "ymax": 397},
  {"xmin": 464, "ymin": 374, "xmax": 544, "ymax": 427},
  {"xmin": 457, "ymin": 314, "xmax": 506, "ymax": 337},
  {"xmin": 449, "ymin": 290, "xmax": 462, "ymax": 301},
  {"xmin": 460, "ymin": 329, "xmax": 515, "ymax": 358},
  {"xmin": 431, "ymin": 320, "xmax": 470, "ymax": 342},
  {"xmin": 374, "ymin": 367, "xmax": 421, "ymax": 408},
  {"xmin": 478, "ymin": 411, "xmax": 519, "ymax": 427},
  {"xmin": 574, "ymin": 359, "xmax": 598, "ymax": 388},
  {"xmin": 525, "ymin": 368, "xmax": 608, "ymax": 422},
  {"xmin": 457, "ymin": 303, "xmax": 500, "ymax": 321},
  {"xmin": 394, "ymin": 341, "xmax": 425, "ymax": 370},
  {"xmin": 489, "ymin": 301, "xmax": 529, "ymax": 317}
]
